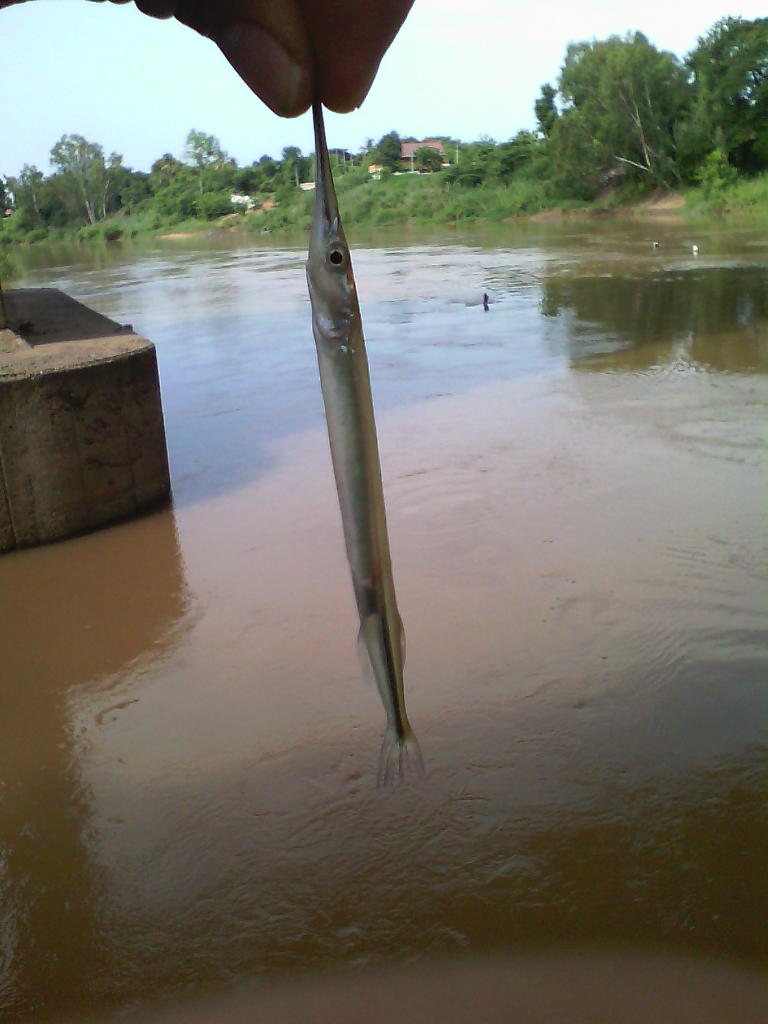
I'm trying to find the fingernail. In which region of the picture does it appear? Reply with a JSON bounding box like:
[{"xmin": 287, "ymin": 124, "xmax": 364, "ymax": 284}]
[{"xmin": 217, "ymin": 21, "xmax": 307, "ymax": 116}]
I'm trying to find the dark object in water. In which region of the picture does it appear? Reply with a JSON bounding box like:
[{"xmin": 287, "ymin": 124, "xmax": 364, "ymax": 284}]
[{"xmin": 483, "ymin": 293, "xmax": 489, "ymax": 312}]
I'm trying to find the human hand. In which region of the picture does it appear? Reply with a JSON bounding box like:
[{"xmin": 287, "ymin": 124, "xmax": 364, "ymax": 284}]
[{"xmin": 0, "ymin": 0, "xmax": 414, "ymax": 116}]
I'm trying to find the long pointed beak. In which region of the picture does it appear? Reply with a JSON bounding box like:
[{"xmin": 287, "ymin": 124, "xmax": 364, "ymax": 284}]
[{"xmin": 312, "ymin": 100, "xmax": 340, "ymax": 227}]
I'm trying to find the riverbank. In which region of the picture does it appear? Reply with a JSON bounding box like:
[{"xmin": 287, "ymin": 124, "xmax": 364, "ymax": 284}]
[
  {"xmin": 529, "ymin": 190, "xmax": 686, "ymax": 224},
  {"xmin": 2, "ymin": 172, "xmax": 767, "ymax": 259}
]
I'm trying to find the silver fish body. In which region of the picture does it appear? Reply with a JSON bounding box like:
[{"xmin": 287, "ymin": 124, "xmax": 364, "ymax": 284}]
[{"xmin": 306, "ymin": 102, "xmax": 422, "ymax": 784}]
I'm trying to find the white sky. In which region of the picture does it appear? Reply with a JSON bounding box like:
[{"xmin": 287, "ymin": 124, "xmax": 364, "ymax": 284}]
[{"xmin": 2, "ymin": 0, "xmax": 766, "ymax": 177}]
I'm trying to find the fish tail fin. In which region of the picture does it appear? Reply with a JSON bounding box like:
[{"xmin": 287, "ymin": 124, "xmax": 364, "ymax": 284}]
[{"xmin": 377, "ymin": 725, "xmax": 425, "ymax": 787}]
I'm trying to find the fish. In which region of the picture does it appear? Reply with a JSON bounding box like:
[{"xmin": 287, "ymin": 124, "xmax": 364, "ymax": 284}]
[{"xmin": 306, "ymin": 101, "xmax": 423, "ymax": 785}]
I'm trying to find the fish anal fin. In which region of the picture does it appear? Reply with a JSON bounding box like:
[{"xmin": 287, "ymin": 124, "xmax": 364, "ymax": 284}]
[{"xmin": 357, "ymin": 611, "xmax": 406, "ymax": 686}]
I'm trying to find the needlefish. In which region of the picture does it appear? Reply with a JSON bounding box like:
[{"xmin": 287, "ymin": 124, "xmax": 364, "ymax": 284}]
[{"xmin": 306, "ymin": 101, "xmax": 423, "ymax": 785}]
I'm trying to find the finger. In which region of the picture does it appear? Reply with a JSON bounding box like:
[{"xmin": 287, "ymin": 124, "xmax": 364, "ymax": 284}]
[{"xmin": 297, "ymin": 0, "xmax": 415, "ymax": 112}]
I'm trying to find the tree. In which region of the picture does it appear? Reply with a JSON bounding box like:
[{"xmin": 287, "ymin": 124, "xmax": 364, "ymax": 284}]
[
  {"xmin": 13, "ymin": 164, "xmax": 44, "ymax": 225},
  {"xmin": 375, "ymin": 131, "xmax": 402, "ymax": 171},
  {"xmin": 493, "ymin": 131, "xmax": 539, "ymax": 179},
  {"xmin": 99, "ymin": 152, "xmax": 124, "ymax": 219},
  {"xmin": 281, "ymin": 145, "xmax": 308, "ymax": 186},
  {"xmin": 535, "ymin": 83, "xmax": 559, "ymax": 137},
  {"xmin": 150, "ymin": 153, "xmax": 184, "ymax": 188},
  {"xmin": 153, "ymin": 179, "xmax": 198, "ymax": 221},
  {"xmin": 414, "ymin": 146, "xmax": 443, "ymax": 172},
  {"xmin": 0, "ymin": 176, "xmax": 11, "ymax": 213},
  {"xmin": 50, "ymin": 134, "xmax": 107, "ymax": 224},
  {"xmin": 184, "ymin": 130, "xmax": 228, "ymax": 193},
  {"xmin": 686, "ymin": 17, "xmax": 768, "ymax": 174},
  {"xmin": 544, "ymin": 111, "xmax": 604, "ymax": 198},
  {"xmin": 108, "ymin": 165, "xmax": 152, "ymax": 215},
  {"xmin": 555, "ymin": 32, "xmax": 691, "ymax": 189},
  {"xmin": 233, "ymin": 164, "xmax": 265, "ymax": 193}
]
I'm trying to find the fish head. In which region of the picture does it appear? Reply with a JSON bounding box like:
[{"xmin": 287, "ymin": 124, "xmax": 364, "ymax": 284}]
[{"xmin": 306, "ymin": 102, "xmax": 358, "ymax": 341}]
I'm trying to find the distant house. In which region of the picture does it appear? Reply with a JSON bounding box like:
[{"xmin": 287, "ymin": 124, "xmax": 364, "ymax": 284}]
[
  {"xmin": 399, "ymin": 139, "xmax": 447, "ymax": 171},
  {"xmin": 230, "ymin": 193, "xmax": 255, "ymax": 210},
  {"xmin": 368, "ymin": 163, "xmax": 384, "ymax": 180}
]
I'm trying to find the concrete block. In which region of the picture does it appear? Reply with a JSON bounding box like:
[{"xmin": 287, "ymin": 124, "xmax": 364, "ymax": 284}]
[{"xmin": 0, "ymin": 289, "xmax": 171, "ymax": 551}]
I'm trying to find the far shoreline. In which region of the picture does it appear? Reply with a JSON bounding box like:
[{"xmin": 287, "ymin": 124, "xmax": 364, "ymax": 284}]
[{"xmin": 6, "ymin": 184, "xmax": 763, "ymax": 264}]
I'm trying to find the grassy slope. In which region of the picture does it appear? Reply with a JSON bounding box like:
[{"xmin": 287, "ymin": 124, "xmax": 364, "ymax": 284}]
[
  {"xmin": 255, "ymin": 173, "xmax": 566, "ymax": 234},
  {"xmin": 684, "ymin": 173, "xmax": 768, "ymax": 223}
]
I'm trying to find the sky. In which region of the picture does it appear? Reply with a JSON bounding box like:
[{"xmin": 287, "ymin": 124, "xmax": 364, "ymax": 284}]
[{"xmin": 2, "ymin": 0, "xmax": 767, "ymax": 178}]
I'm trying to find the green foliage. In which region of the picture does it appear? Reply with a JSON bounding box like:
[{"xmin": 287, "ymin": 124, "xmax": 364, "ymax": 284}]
[
  {"xmin": 685, "ymin": 154, "xmax": 763, "ymax": 220},
  {"xmin": 184, "ymin": 130, "xmax": 232, "ymax": 195},
  {"xmin": 444, "ymin": 164, "xmax": 485, "ymax": 188},
  {"xmin": 374, "ymin": 132, "xmax": 402, "ymax": 171},
  {"xmin": 494, "ymin": 132, "xmax": 539, "ymax": 180},
  {"xmin": 684, "ymin": 170, "xmax": 768, "ymax": 224},
  {"xmin": 696, "ymin": 149, "xmax": 738, "ymax": 199},
  {"xmin": 535, "ymin": 83, "xmax": 559, "ymax": 137},
  {"xmin": 335, "ymin": 164, "xmax": 370, "ymax": 192},
  {"xmin": 50, "ymin": 133, "xmax": 110, "ymax": 224},
  {"xmin": 249, "ymin": 170, "xmax": 550, "ymax": 232},
  {"xmin": 150, "ymin": 153, "xmax": 184, "ymax": 189},
  {"xmin": 11, "ymin": 164, "xmax": 45, "ymax": 228},
  {"xmin": 556, "ymin": 32, "xmax": 691, "ymax": 189},
  {"xmin": 541, "ymin": 113, "xmax": 603, "ymax": 199},
  {"xmin": 272, "ymin": 180, "xmax": 300, "ymax": 205},
  {"xmin": 280, "ymin": 145, "xmax": 310, "ymax": 186},
  {"xmin": 414, "ymin": 147, "xmax": 443, "ymax": 172},
  {"xmin": 441, "ymin": 133, "xmax": 541, "ymax": 189},
  {"xmin": 686, "ymin": 17, "xmax": 768, "ymax": 175},
  {"xmin": 184, "ymin": 130, "xmax": 228, "ymax": 171},
  {"xmin": 153, "ymin": 179, "xmax": 198, "ymax": 221},
  {"xmin": 0, "ymin": 250, "xmax": 17, "ymax": 283},
  {"xmin": 256, "ymin": 188, "xmax": 313, "ymax": 232},
  {"xmin": 76, "ymin": 222, "xmax": 124, "ymax": 242},
  {"xmin": 232, "ymin": 165, "xmax": 266, "ymax": 193},
  {"xmin": 717, "ymin": 172, "xmax": 768, "ymax": 217},
  {"xmin": 194, "ymin": 190, "xmax": 234, "ymax": 220}
]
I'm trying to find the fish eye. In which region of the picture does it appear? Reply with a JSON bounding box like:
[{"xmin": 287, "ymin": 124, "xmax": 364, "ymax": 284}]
[{"xmin": 328, "ymin": 247, "xmax": 345, "ymax": 266}]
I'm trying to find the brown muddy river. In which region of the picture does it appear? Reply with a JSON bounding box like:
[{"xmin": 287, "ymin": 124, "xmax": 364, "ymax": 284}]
[{"xmin": 1, "ymin": 222, "xmax": 767, "ymax": 1020}]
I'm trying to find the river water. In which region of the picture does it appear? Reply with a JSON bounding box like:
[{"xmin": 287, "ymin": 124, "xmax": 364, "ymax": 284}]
[{"xmin": 1, "ymin": 221, "xmax": 766, "ymax": 1020}]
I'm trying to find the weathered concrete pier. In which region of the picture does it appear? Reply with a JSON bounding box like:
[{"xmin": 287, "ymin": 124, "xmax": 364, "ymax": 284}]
[{"xmin": 0, "ymin": 288, "xmax": 171, "ymax": 552}]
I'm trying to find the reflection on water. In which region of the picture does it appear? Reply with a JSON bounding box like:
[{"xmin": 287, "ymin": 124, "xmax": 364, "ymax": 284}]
[
  {"xmin": 541, "ymin": 265, "xmax": 768, "ymax": 373},
  {"xmin": 2, "ymin": 223, "xmax": 767, "ymax": 1020},
  {"xmin": 0, "ymin": 511, "xmax": 189, "ymax": 1016}
]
